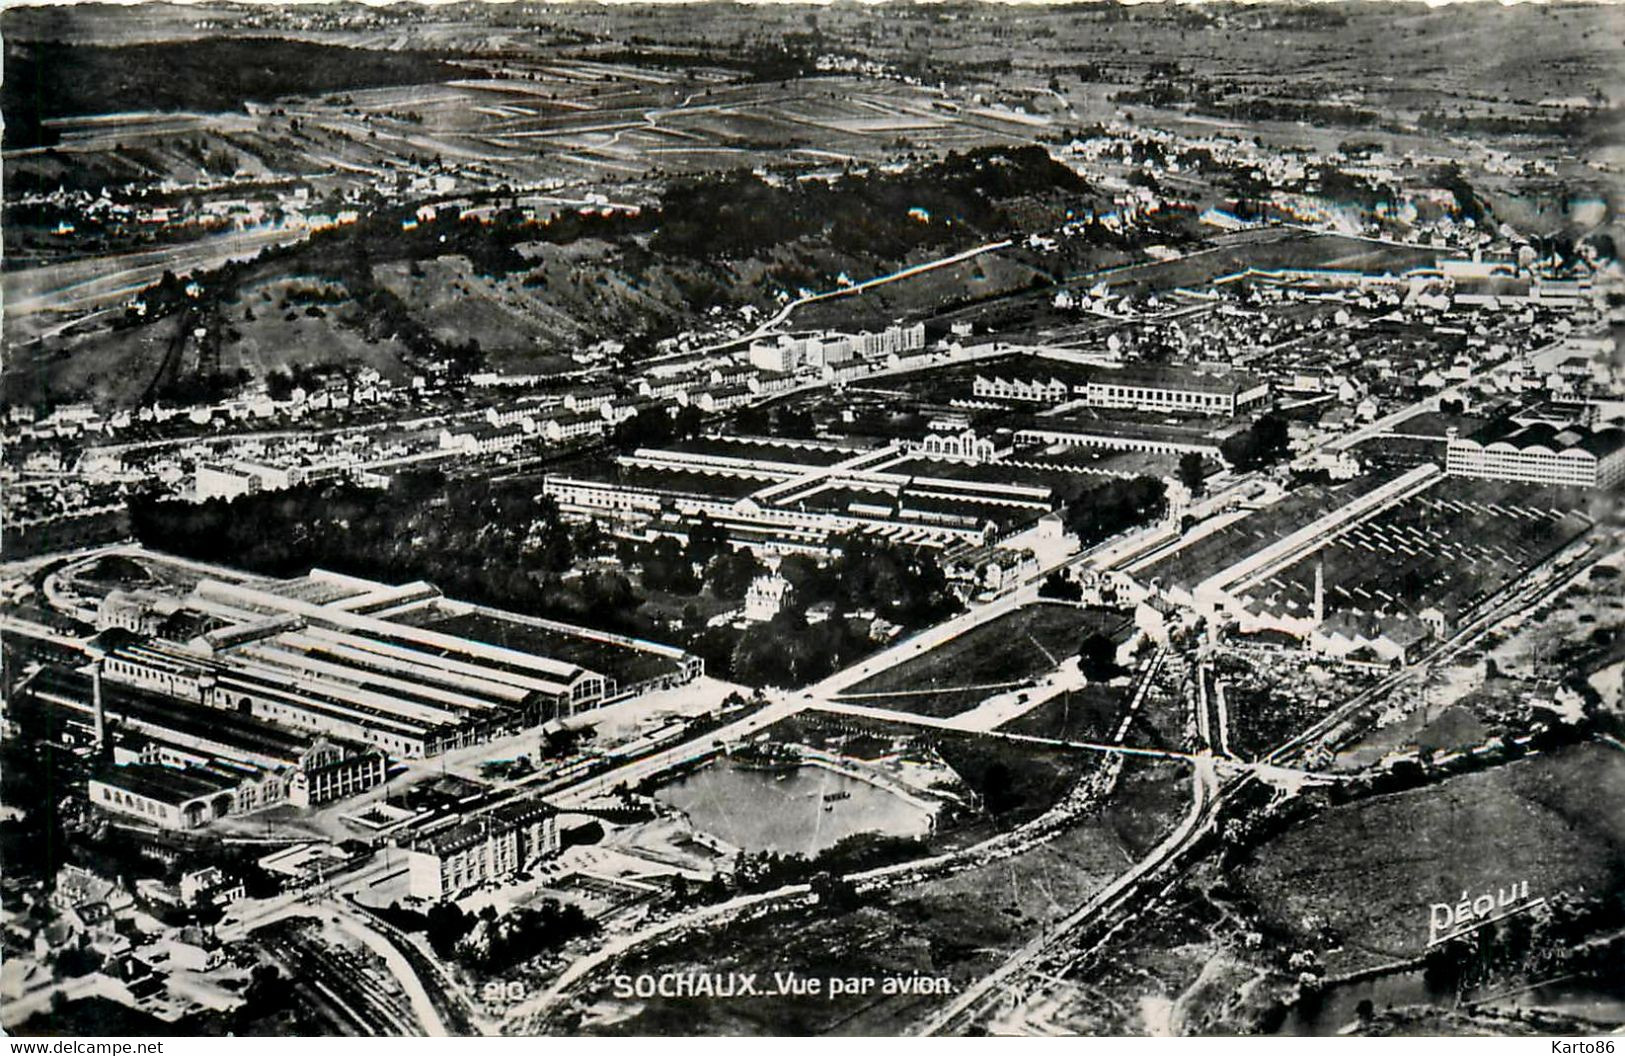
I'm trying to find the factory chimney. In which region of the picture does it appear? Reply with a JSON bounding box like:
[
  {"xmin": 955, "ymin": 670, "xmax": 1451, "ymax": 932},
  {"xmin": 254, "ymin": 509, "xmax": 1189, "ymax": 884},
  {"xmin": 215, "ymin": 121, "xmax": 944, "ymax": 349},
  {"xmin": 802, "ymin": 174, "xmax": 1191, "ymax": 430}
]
[
  {"xmin": 91, "ymin": 655, "xmax": 107, "ymax": 749},
  {"xmin": 1313, "ymin": 560, "xmax": 1326, "ymax": 625}
]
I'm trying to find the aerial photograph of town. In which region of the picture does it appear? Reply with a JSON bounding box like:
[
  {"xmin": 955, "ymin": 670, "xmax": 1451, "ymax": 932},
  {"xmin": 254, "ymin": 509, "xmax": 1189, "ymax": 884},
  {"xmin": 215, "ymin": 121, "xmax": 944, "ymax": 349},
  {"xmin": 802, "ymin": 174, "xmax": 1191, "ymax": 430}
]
[{"xmin": 0, "ymin": 0, "xmax": 1620, "ymax": 1041}]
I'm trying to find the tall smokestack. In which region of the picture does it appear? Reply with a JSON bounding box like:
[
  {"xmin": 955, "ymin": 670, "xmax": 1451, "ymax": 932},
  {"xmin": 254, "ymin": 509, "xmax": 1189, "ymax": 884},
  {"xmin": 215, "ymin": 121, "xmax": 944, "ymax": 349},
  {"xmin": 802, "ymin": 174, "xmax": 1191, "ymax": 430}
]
[
  {"xmin": 92, "ymin": 657, "xmax": 107, "ymax": 749},
  {"xmin": 1313, "ymin": 560, "xmax": 1326, "ymax": 625}
]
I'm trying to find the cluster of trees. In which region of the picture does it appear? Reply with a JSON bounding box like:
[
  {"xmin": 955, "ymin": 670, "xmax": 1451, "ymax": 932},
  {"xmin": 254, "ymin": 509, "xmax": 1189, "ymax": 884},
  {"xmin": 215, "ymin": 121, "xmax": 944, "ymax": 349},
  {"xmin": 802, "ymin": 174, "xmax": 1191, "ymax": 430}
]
[
  {"xmin": 731, "ymin": 607, "xmax": 874, "ymax": 688},
  {"xmin": 734, "ymin": 404, "xmax": 817, "ymax": 439},
  {"xmin": 126, "ymin": 468, "xmax": 956, "ymax": 691},
  {"xmin": 451, "ymin": 901, "xmax": 597, "ymax": 974},
  {"xmin": 1420, "ymin": 891, "xmax": 1625, "ymax": 1004},
  {"xmin": 262, "ymin": 363, "xmax": 353, "ymax": 402},
  {"xmin": 1057, "ymin": 475, "xmax": 1168, "ymax": 545},
  {"xmin": 1220, "ymin": 413, "xmax": 1291, "ymax": 471},
  {"xmin": 784, "ymin": 533, "xmax": 962, "ymax": 629},
  {"xmin": 401, "ymin": 898, "xmax": 594, "ymax": 972},
  {"xmin": 1038, "ymin": 570, "xmax": 1083, "ymax": 602},
  {"xmin": 727, "ymin": 533, "xmax": 964, "ymax": 686},
  {"xmin": 1077, "ymin": 633, "xmax": 1123, "ymax": 681},
  {"xmin": 116, "ymin": 269, "xmax": 195, "ymax": 328},
  {"xmin": 610, "ymin": 403, "xmax": 706, "ymax": 450},
  {"xmin": 651, "ymin": 145, "xmax": 1091, "ymax": 262},
  {"xmin": 128, "ymin": 471, "xmax": 580, "ymax": 615},
  {"xmin": 609, "ymin": 516, "xmax": 764, "ymax": 603}
]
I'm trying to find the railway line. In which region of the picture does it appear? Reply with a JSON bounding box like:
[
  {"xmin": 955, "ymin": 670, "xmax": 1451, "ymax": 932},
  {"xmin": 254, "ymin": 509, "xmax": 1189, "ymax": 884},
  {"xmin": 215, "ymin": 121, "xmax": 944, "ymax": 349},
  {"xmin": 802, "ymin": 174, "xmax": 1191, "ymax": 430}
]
[
  {"xmin": 254, "ymin": 917, "xmax": 426, "ymax": 1036},
  {"xmin": 915, "ymin": 533, "xmax": 1614, "ymax": 1035}
]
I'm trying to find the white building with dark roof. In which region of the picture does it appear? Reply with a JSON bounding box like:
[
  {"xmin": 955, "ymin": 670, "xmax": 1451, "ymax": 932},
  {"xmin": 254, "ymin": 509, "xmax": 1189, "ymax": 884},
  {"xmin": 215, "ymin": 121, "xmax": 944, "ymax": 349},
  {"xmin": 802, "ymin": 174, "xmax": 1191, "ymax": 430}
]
[
  {"xmin": 404, "ymin": 796, "xmax": 561, "ymax": 899},
  {"xmin": 1446, "ymin": 422, "xmax": 1625, "ymax": 489},
  {"xmin": 1082, "ymin": 364, "xmax": 1269, "ymax": 416}
]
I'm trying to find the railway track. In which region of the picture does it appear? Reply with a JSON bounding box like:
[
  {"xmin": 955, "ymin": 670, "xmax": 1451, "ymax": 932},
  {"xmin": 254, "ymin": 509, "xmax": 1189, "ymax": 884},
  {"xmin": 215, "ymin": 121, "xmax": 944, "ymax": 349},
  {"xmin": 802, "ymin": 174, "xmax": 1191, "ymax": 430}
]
[
  {"xmin": 916, "ymin": 539, "xmax": 1613, "ymax": 1035},
  {"xmin": 255, "ymin": 918, "xmax": 427, "ymax": 1036}
]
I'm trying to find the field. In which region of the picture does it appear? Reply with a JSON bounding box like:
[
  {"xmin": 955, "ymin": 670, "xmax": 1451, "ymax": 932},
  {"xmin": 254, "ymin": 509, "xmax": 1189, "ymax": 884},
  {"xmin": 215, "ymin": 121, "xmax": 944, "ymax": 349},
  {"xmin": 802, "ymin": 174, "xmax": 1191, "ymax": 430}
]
[
  {"xmin": 1235, "ymin": 742, "xmax": 1625, "ymax": 975},
  {"xmin": 1241, "ymin": 478, "xmax": 1594, "ymax": 625},
  {"xmin": 2, "ymin": 316, "xmax": 179, "ymax": 408},
  {"xmin": 837, "ymin": 603, "xmax": 1127, "ymax": 718},
  {"xmin": 3, "ymin": 272, "xmax": 419, "ymax": 407},
  {"xmin": 997, "ymin": 683, "xmax": 1128, "ymax": 743},
  {"xmin": 220, "ymin": 277, "xmax": 414, "ymax": 382},
  {"xmin": 372, "ymin": 252, "xmax": 628, "ymax": 373}
]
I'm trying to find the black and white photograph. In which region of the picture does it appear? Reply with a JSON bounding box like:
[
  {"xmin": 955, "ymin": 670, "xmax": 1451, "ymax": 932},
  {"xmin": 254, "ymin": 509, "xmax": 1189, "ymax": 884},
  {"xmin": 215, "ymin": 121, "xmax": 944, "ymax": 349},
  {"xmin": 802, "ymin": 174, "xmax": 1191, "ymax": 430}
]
[{"xmin": 0, "ymin": 0, "xmax": 1621, "ymax": 1040}]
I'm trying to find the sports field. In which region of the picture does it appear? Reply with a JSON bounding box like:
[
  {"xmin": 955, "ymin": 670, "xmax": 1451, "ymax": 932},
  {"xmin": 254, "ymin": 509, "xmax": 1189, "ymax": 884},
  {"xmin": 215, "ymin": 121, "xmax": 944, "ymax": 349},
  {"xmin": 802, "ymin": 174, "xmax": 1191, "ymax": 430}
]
[{"xmin": 837, "ymin": 603, "xmax": 1127, "ymax": 718}]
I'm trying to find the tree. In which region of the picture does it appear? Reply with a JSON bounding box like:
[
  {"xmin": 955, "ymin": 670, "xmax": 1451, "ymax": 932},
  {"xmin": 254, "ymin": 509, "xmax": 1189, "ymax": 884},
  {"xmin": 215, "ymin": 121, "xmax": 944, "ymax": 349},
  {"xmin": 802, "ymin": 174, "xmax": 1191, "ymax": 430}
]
[
  {"xmin": 1177, "ymin": 452, "xmax": 1207, "ymax": 497},
  {"xmin": 705, "ymin": 549, "xmax": 764, "ymax": 601},
  {"xmin": 1078, "ymin": 633, "xmax": 1119, "ymax": 680},
  {"xmin": 1059, "ymin": 476, "xmax": 1167, "ymax": 545},
  {"xmin": 640, "ymin": 535, "xmax": 700, "ymax": 595},
  {"xmin": 425, "ymin": 901, "xmax": 470, "ymax": 957},
  {"xmin": 685, "ymin": 513, "xmax": 728, "ymax": 566},
  {"xmin": 1038, "ymin": 570, "xmax": 1083, "ymax": 602},
  {"xmin": 1220, "ymin": 413, "xmax": 1290, "ymax": 471}
]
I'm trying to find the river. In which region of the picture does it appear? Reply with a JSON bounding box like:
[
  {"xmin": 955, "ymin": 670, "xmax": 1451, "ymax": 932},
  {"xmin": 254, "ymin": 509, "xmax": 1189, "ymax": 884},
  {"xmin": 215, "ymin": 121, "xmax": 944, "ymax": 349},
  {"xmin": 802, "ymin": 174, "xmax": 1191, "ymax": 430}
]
[{"xmin": 1275, "ymin": 968, "xmax": 1625, "ymax": 1035}]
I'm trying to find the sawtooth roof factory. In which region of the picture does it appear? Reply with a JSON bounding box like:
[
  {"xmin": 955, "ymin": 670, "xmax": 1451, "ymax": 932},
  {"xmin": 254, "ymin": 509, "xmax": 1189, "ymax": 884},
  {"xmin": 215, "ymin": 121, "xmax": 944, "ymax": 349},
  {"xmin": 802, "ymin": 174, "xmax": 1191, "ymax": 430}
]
[{"xmin": 14, "ymin": 555, "xmax": 702, "ymax": 805}]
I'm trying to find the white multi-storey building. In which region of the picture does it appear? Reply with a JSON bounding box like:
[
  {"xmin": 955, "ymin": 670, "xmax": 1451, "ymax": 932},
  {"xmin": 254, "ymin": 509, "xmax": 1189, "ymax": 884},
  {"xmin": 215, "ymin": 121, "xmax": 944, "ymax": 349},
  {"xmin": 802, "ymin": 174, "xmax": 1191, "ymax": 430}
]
[
  {"xmin": 1082, "ymin": 364, "xmax": 1269, "ymax": 416},
  {"xmin": 1446, "ymin": 423, "xmax": 1625, "ymax": 489},
  {"xmin": 404, "ymin": 797, "xmax": 560, "ymax": 899}
]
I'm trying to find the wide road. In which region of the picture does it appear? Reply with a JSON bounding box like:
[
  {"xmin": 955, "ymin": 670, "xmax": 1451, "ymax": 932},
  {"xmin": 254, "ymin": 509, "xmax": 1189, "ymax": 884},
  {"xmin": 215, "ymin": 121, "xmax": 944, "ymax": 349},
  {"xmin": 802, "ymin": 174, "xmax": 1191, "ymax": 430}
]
[{"xmin": 4, "ymin": 223, "xmax": 309, "ymax": 329}]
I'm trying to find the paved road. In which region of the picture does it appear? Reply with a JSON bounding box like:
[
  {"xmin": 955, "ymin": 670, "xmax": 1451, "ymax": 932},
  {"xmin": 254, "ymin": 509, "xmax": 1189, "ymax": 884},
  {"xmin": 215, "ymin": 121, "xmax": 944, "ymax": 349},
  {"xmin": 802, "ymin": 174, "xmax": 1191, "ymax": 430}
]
[{"xmin": 5, "ymin": 224, "xmax": 309, "ymax": 326}]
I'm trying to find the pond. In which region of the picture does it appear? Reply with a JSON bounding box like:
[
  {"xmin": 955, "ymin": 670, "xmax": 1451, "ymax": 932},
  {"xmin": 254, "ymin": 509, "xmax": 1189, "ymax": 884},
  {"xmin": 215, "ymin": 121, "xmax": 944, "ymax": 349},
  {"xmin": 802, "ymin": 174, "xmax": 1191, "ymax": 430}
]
[{"xmin": 653, "ymin": 756, "xmax": 935, "ymax": 857}]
